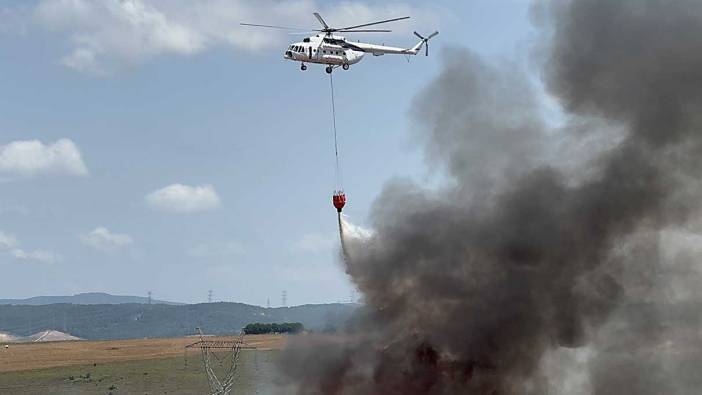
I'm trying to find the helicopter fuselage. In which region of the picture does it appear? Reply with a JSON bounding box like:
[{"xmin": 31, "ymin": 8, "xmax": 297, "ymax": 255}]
[{"xmin": 284, "ymin": 35, "xmax": 365, "ymax": 67}]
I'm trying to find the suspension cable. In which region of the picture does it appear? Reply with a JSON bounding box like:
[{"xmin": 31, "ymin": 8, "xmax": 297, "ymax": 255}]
[{"xmin": 329, "ymin": 72, "xmax": 342, "ymax": 190}]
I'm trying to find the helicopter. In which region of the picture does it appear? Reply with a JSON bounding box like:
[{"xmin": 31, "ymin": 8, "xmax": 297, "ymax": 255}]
[{"xmin": 241, "ymin": 13, "xmax": 438, "ymax": 73}]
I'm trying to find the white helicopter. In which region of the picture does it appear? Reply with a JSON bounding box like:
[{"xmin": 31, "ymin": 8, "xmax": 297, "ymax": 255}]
[{"xmin": 241, "ymin": 13, "xmax": 438, "ymax": 73}]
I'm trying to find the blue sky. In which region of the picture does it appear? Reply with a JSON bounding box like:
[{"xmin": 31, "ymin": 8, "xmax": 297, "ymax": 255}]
[{"xmin": 0, "ymin": 0, "xmax": 535, "ymax": 305}]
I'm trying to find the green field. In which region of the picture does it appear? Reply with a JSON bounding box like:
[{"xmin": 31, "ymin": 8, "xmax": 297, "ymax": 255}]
[{"xmin": 0, "ymin": 350, "xmax": 279, "ymax": 394}]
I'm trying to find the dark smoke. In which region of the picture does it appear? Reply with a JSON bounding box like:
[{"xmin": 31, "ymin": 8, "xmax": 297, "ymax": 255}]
[{"xmin": 278, "ymin": 1, "xmax": 702, "ymax": 393}]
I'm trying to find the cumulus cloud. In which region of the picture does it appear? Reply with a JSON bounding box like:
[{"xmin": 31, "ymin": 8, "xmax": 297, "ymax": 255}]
[
  {"xmin": 0, "ymin": 231, "xmax": 58, "ymax": 264},
  {"xmin": 0, "ymin": 139, "xmax": 88, "ymax": 178},
  {"xmin": 80, "ymin": 227, "xmax": 133, "ymax": 251},
  {"xmin": 30, "ymin": 0, "xmax": 437, "ymax": 74},
  {"xmin": 146, "ymin": 183, "xmax": 221, "ymax": 213}
]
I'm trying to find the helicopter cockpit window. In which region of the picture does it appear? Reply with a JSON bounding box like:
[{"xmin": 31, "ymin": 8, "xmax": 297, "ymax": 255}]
[{"xmin": 303, "ymin": 38, "xmax": 310, "ymax": 43}]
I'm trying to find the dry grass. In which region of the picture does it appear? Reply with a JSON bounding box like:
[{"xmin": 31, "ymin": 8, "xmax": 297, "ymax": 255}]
[{"xmin": 0, "ymin": 334, "xmax": 285, "ymax": 373}]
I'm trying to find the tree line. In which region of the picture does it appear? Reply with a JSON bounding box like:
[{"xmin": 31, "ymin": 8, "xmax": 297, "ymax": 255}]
[{"xmin": 243, "ymin": 322, "xmax": 304, "ymax": 334}]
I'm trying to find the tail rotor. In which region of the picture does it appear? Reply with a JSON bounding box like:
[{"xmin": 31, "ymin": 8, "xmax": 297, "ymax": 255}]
[{"xmin": 414, "ymin": 31, "xmax": 439, "ymax": 56}]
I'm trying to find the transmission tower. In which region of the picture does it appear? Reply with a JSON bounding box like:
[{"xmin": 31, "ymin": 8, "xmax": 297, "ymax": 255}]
[
  {"xmin": 208, "ymin": 290, "xmax": 213, "ymax": 303},
  {"xmin": 266, "ymin": 298, "xmax": 270, "ymax": 309},
  {"xmin": 185, "ymin": 328, "xmax": 246, "ymax": 395},
  {"xmin": 147, "ymin": 291, "xmax": 152, "ymax": 305},
  {"xmin": 282, "ymin": 290, "xmax": 287, "ymax": 308}
]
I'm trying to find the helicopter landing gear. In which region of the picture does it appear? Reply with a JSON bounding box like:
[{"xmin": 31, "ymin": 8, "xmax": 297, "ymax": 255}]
[
  {"xmin": 301, "ymin": 63, "xmax": 307, "ymax": 71},
  {"xmin": 342, "ymin": 63, "xmax": 349, "ymax": 70},
  {"xmin": 325, "ymin": 66, "xmax": 333, "ymax": 74}
]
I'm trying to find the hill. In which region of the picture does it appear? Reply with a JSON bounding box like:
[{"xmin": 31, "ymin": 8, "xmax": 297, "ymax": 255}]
[
  {"xmin": 0, "ymin": 292, "xmax": 181, "ymax": 306},
  {"xmin": 0, "ymin": 302, "xmax": 356, "ymax": 340}
]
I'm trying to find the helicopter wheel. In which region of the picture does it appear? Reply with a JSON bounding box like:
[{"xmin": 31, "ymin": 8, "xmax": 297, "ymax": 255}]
[
  {"xmin": 301, "ymin": 63, "xmax": 307, "ymax": 71},
  {"xmin": 325, "ymin": 66, "xmax": 333, "ymax": 74},
  {"xmin": 342, "ymin": 63, "xmax": 349, "ymax": 70}
]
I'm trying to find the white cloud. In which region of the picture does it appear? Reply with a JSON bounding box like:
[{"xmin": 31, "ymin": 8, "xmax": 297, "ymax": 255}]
[
  {"xmin": 188, "ymin": 240, "xmax": 245, "ymax": 258},
  {"xmin": 146, "ymin": 183, "xmax": 221, "ymax": 213},
  {"xmin": 10, "ymin": 248, "xmax": 58, "ymax": 264},
  {"xmin": 291, "ymin": 232, "xmax": 337, "ymax": 253},
  {"xmin": 0, "ymin": 231, "xmax": 58, "ymax": 264},
  {"xmin": 0, "ymin": 139, "xmax": 88, "ymax": 178},
  {"xmin": 31, "ymin": 0, "xmax": 438, "ymax": 74},
  {"xmin": 80, "ymin": 227, "xmax": 134, "ymax": 251},
  {"xmin": 0, "ymin": 231, "xmax": 18, "ymax": 249},
  {"xmin": 62, "ymin": 48, "xmax": 104, "ymax": 75}
]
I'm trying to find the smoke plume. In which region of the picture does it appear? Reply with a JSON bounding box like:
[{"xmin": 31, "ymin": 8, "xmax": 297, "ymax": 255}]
[{"xmin": 278, "ymin": 1, "xmax": 702, "ymax": 393}]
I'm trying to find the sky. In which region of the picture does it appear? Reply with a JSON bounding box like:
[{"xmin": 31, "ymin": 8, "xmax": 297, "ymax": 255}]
[{"xmin": 0, "ymin": 0, "xmax": 535, "ymax": 306}]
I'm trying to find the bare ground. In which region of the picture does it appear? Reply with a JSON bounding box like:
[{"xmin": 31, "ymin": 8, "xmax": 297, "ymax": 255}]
[{"xmin": 0, "ymin": 334, "xmax": 284, "ymax": 373}]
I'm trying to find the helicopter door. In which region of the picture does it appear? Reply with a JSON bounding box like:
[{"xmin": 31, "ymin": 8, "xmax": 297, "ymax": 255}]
[{"xmin": 308, "ymin": 46, "xmax": 312, "ymax": 60}]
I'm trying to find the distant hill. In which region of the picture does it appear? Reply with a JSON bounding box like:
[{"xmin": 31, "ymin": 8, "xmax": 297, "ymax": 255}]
[
  {"xmin": 0, "ymin": 302, "xmax": 357, "ymax": 340},
  {"xmin": 0, "ymin": 292, "xmax": 181, "ymax": 306}
]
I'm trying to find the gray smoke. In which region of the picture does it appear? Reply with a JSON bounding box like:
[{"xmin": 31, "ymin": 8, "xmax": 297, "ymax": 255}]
[{"xmin": 277, "ymin": 1, "xmax": 702, "ymax": 393}]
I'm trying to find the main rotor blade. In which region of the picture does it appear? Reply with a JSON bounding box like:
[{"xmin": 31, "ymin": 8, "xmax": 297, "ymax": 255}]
[
  {"xmin": 336, "ymin": 29, "xmax": 392, "ymax": 33},
  {"xmin": 313, "ymin": 12, "xmax": 330, "ymax": 29},
  {"xmin": 427, "ymin": 31, "xmax": 439, "ymax": 39},
  {"xmin": 240, "ymin": 23, "xmax": 310, "ymax": 31},
  {"xmin": 335, "ymin": 16, "xmax": 409, "ymax": 31}
]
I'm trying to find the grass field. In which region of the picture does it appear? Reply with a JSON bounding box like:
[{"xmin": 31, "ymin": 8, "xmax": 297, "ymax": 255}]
[{"xmin": 0, "ymin": 335, "xmax": 284, "ymax": 394}]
